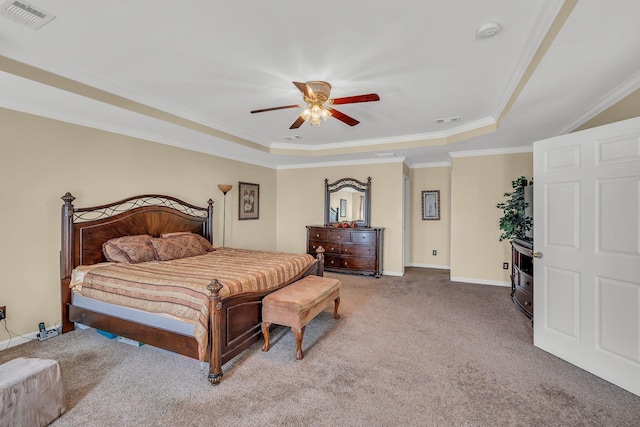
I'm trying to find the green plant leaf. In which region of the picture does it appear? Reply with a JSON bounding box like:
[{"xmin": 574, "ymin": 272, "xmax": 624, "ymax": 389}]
[{"xmin": 496, "ymin": 176, "xmax": 533, "ymax": 241}]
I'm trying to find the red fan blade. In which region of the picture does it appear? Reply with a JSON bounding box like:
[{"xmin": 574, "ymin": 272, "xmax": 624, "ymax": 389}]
[
  {"xmin": 327, "ymin": 108, "xmax": 359, "ymax": 126},
  {"xmin": 330, "ymin": 93, "xmax": 380, "ymax": 105},
  {"xmin": 292, "ymin": 81, "xmax": 314, "ymax": 99},
  {"xmin": 289, "ymin": 115, "xmax": 306, "ymax": 129},
  {"xmin": 250, "ymin": 104, "xmax": 302, "ymax": 114}
]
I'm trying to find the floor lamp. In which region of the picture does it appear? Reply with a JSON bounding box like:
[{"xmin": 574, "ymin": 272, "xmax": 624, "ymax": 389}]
[{"xmin": 217, "ymin": 184, "xmax": 232, "ymax": 247}]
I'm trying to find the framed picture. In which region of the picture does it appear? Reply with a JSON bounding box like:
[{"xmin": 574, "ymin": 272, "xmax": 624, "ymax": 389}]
[
  {"xmin": 239, "ymin": 182, "xmax": 259, "ymax": 220},
  {"xmin": 421, "ymin": 190, "xmax": 440, "ymax": 220},
  {"xmin": 340, "ymin": 199, "xmax": 347, "ymax": 217}
]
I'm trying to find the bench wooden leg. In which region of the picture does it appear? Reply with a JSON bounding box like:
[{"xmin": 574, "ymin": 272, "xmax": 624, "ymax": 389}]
[
  {"xmin": 261, "ymin": 321, "xmax": 271, "ymax": 352},
  {"xmin": 292, "ymin": 326, "xmax": 306, "ymax": 360},
  {"xmin": 333, "ymin": 296, "xmax": 341, "ymax": 319}
]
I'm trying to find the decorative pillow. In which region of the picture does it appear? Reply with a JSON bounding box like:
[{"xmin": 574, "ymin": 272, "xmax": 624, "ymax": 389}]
[
  {"xmin": 160, "ymin": 232, "xmax": 215, "ymax": 252},
  {"xmin": 102, "ymin": 235, "xmax": 157, "ymax": 264},
  {"xmin": 151, "ymin": 234, "xmax": 210, "ymax": 261}
]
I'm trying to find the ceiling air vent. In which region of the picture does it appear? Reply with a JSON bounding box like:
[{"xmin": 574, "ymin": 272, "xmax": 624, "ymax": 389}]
[
  {"xmin": 0, "ymin": 0, "xmax": 55, "ymax": 30},
  {"xmin": 435, "ymin": 117, "xmax": 461, "ymax": 124}
]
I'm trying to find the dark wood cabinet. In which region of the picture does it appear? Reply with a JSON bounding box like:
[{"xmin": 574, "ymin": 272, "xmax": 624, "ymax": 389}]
[
  {"xmin": 307, "ymin": 225, "xmax": 383, "ymax": 277},
  {"xmin": 511, "ymin": 239, "xmax": 533, "ymax": 320}
]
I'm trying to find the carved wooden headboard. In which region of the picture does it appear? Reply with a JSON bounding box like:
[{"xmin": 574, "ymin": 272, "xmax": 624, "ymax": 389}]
[{"xmin": 59, "ymin": 193, "xmax": 214, "ymax": 332}]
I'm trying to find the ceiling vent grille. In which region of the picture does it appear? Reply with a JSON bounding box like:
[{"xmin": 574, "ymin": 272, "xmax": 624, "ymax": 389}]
[
  {"xmin": 0, "ymin": 0, "xmax": 55, "ymax": 29},
  {"xmin": 435, "ymin": 117, "xmax": 461, "ymax": 124}
]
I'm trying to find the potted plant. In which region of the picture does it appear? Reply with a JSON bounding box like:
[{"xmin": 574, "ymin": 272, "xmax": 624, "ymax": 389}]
[{"xmin": 496, "ymin": 176, "xmax": 533, "ymax": 241}]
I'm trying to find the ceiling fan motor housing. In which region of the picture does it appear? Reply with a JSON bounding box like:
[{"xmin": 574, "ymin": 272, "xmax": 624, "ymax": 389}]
[{"xmin": 305, "ymin": 81, "xmax": 331, "ymax": 102}]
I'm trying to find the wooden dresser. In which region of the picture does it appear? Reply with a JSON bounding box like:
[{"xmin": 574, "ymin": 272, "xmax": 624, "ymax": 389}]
[
  {"xmin": 307, "ymin": 225, "xmax": 383, "ymax": 277},
  {"xmin": 511, "ymin": 239, "xmax": 534, "ymax": 320}
]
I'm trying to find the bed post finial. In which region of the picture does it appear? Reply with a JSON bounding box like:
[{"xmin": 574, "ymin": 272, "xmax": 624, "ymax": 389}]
[
  {"xmin": 207, "ymin": 278, "xmax": 224, "ymax": 385},
  {"xmin": 62, "ymin": 192, "xmax": 76, "ymax": 205}
]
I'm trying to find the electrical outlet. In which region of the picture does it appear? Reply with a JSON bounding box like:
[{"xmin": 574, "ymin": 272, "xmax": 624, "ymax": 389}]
[
  {"xmin": 0, "ymin": 306, "xmax": 5, "ymax": 320},
  {"xmin": 503, "ymin": 262, "xmax": 509, "ymax": 270},
  {"xmin": 432, "ymin": 250, "xmax": 437, "ymax": 256}
]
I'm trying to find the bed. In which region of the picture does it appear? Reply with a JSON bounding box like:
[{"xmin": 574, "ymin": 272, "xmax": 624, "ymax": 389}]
[{"xmin": 59, "ymin": 192, "xmax": 324, "ymax": 385}]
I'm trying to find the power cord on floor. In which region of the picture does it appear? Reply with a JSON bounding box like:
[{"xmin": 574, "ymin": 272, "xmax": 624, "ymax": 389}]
[
  {"xmin": 1, "ymin": 318, "xmax": 12, "ymax": 350},
  {"xmin": 1, "ymin": 318, "xmax": 38, "ymax": 350}
]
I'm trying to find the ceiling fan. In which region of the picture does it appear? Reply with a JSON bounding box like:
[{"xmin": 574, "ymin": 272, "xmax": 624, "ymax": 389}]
[{"xmin": 250, "ymin": 81, "xmax": 380, "ymax": 129}]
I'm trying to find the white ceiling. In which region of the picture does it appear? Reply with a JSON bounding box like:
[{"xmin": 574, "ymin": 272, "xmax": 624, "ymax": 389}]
[{"xmin": 1, "ymin": 0, "xmax": 639, "ymax": 169}]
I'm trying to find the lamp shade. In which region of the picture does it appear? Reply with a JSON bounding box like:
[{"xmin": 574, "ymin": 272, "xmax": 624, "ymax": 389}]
[{"xmin": 218, "ymin": 184, "xmax": 232, "ymax": 194}]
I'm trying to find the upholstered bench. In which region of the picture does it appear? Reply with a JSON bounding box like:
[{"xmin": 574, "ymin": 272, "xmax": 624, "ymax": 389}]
[
  {"xmin": 0, "ymin": 357, "xmax": 65, "ymax": 427},
  {"xmin": 262, "ymin": 275, "xmax": 341, "ymax": 360}
]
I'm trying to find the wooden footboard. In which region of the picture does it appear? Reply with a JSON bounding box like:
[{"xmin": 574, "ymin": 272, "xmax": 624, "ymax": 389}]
[{"xmin": 208, "ymin": 251, "xmax": 323, "ymax": 384}]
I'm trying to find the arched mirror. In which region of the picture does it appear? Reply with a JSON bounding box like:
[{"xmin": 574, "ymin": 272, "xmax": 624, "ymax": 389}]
[{"xmin": 324, "ymin": 177, "xmax": 371, "ymax": 227}]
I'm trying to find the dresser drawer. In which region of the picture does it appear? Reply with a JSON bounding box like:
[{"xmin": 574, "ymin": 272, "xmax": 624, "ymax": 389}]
[
  {"xmin": 351, "ymin": 231, "xmax": 375, "ymax": 243},
  {"xmin": 308, "ymin": 228, "xmax": 328, "ymax": 241},
  {"xmin": 513, "ymin": 286, "xmax": 533, "ymax": 316},
  {"xmin": 323, "ymin": 242, "xmax": 340, "ymax": 254},
  {"xmin": 341, "ymin": 257, "xmax": 376, "ymax": 271},
  {"xmin": 324, "ymin": 255, "xmax": 341, "ymax": 269},
  {"xmin": 519, "ymin": 271, "xmax": 533, "ymax": 294},
  {"xmin": 328, "ymin": 230, "xmax": 351, "ymax": 243},
  {"xmin": 308, "ymin": 241, "xmax": 326, "ymax": 254},
  {"xmin": 341, "ymin": 243, "xmax": 376, "ymax": 257}
]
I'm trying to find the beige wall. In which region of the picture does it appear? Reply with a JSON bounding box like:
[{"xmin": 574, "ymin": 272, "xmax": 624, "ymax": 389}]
[
  {"xmin": 410, "ymin": 166, "xmax": 451, "ymax": 268},
  {"xmin": 450, "ymin": 152, "xmax": 533, "ymax": 285},
  {"xmin": 0, "ymin": 108, "xmax": 275, "ymax": 341},
  {"xmin": 574, "ymin": 88, "xmax": 640, "ymax": 132},
  {"xmin": 276, "ymin": 161, "xmax": 405, "ymax": 275}
]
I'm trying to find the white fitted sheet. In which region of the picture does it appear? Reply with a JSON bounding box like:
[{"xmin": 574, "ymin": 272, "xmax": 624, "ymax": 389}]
[{"xmin": 72, "ymin": 292, "xmax": 196, "ymax": 337}]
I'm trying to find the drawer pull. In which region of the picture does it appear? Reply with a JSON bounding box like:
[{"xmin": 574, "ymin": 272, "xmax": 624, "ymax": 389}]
[
  {"xmin": 330, "ymin": 260, "xmax": 335, "ymax": 265},
  {"xmin": 315, "ymin": 233, "xmax": 320, "ymax": 237},
  {"xmin": 524, "ymin": 301, "xmax": 531, "ymax": 306},
  {"xmin": 331, "ymin": 247, "xmax": 336, "ymax": 251}
]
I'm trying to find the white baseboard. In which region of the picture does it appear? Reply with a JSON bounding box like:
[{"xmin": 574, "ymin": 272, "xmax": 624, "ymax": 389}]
[
  {"xmin": 382, "ymin": 270, "xmax": 404, "ymax": 277},
  {"xmin": 0, "ymin": 331, "xmax": 38, "ymax": 350},
  {"xmin": 405, "ymin": 263, "xmax": 451, "ymax": 270},
  {"xmin": 450, "ymin": 276, "xmax": 511, "ymax": 287}
]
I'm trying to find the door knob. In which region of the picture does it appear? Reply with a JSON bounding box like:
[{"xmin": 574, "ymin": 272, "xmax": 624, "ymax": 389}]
[{"xmin": 532, "ymin": 252, "xmax": 543, "ymax": 259}]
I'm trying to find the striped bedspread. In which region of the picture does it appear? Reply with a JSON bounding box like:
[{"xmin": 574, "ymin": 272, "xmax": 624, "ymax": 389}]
[{"xmin": 77, "ymin": 248, "xmax": 316, "ymax": 360}]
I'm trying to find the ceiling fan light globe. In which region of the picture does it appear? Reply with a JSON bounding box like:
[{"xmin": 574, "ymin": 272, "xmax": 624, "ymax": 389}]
[
  {"xmin": 309, "ymin": 115, "xmax": 322, "ymax": 126},
  {"xmin": 310, "ymin": 105, "xmax": 323, "ymax": 121}
]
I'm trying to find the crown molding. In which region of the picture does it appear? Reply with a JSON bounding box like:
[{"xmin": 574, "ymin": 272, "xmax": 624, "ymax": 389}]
[
  {"xmin": 276, "ymin": 155, "xmax": 406, "ymax": 170},
  {"xmin": 555, "ymin": 69, "xmax": 640, "ymax": 136},
  {"xmin": 408, "ymin": 161, "xmax": 452, "ymax": 169},
  {"xmin": 449, "ymin": 146, "xmax": 532, "ymax": 159}
]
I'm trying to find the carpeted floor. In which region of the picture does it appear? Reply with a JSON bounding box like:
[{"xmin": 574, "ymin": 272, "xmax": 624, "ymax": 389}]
[{"xmin": 2, "ymin": 268, "xmax": 639, "ymax": 426}]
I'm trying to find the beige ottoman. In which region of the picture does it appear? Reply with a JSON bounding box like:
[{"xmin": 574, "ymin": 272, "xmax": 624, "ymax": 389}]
[
  {"xmin": 0, "ymin": 357, "xmax": 65, "ymax": 427},
  {"xmin": 262, "ymin": 275, "xmax": 341, "ymax": 360}
]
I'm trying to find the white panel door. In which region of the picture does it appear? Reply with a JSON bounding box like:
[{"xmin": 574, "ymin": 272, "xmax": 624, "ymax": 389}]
[{"xmin": 533, "ymin": 116, "xmax": 640, "ymax": 397}]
